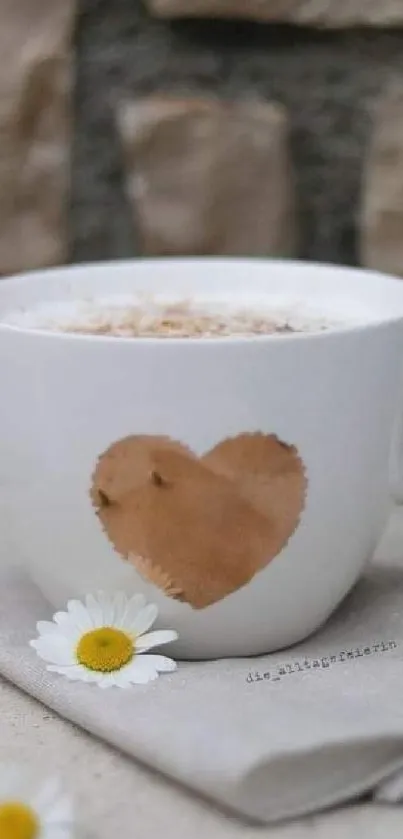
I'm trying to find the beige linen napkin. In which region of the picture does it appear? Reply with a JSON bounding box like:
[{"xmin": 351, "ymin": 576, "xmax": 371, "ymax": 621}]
[{"xmin": 1, "ymin": 564, "xmax": 403, "ymax": 823}]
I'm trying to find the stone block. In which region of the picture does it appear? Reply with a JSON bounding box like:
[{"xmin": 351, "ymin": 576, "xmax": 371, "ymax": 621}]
[
  {"xmin": 118, "ymin": 97, "xmax": 296, "ymax": 258},
  {"xmin": 0, "ymin": 0, "xmax": 74, "ymax": 275}
]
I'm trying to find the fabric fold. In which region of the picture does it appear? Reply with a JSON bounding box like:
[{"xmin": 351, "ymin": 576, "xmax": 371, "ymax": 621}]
[{"xmin": 1, "ymin": 565, "xmax": 403, "ymax": 822}]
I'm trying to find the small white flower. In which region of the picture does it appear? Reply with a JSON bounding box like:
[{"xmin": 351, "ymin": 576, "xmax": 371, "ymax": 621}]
[
  {"xmin": 0, "ymin": 766, "xmax": 74, "ymax": 839},
  {"xmin": 30, "ymin": 592, "xmax": 178, "ymax": 689}
]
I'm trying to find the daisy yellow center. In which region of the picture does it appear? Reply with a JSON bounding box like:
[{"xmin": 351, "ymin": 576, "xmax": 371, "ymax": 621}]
[
  {"xmin": 76, "ymin": 626, "xmax": 134, "ymax": 672},
  {"xmin": 0, "ymin": 802, "xmax": 39, "ymax": 839}
]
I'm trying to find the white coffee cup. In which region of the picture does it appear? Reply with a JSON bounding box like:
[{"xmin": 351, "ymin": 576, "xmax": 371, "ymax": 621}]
[{"xmin": 1, "ymin": 258, "xmax": 403, "ymax": 659}]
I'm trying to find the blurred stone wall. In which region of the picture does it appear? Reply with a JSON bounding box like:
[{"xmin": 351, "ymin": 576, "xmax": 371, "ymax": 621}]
[
  {"xmin": 0, "ymin": 0, "xmax": 74, "ymax": 275},
  {"xmin": 3, "ymin": 0, "xmax": 403, "ymax": 274}
]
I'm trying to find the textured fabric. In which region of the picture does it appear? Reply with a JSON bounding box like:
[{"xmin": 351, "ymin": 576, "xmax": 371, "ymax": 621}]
[{"xmin": 1, "ymin": 564, "xmax": 403, "ymax": 823}]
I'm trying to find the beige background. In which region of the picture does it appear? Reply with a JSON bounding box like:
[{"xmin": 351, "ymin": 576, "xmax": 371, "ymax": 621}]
[{"xmin": 1, "ymin": 508, "xmax": 403, "ymax": 838}]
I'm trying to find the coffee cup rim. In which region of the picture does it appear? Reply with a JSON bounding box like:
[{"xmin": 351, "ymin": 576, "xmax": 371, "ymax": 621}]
[{"xmin": 1, "ymin": 257, "xmax": 403, "ymax": 345}]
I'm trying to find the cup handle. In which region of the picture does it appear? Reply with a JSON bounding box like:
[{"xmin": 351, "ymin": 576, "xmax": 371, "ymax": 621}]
[{"xmin": 390, "ymin": 406, "xmax": 403, "ymax": 504}]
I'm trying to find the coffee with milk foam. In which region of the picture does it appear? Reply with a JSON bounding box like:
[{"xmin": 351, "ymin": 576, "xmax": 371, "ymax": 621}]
[{"xmin": 2, "ymin": 293, "xmax": 367, "ymax": 338}]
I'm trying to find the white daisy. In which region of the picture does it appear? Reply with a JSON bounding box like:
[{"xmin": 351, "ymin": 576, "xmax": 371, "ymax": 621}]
[
  {"xmin": 30, "ymin": 592, "xmax": 178, "ymax": 689},
  {"xmin": 0, "ymin": 766, "xmax": 73, "ymax": 839}
]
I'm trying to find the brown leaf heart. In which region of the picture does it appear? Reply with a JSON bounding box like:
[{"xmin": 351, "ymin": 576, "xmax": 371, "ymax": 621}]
[{"xmin": 90, "ymin": 433, "xmax": 307, "ymax": 609}]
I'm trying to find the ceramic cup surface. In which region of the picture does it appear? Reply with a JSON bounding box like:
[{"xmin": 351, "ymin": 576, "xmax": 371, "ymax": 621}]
[{"xmin": 1, "ymin": 258, "xmax": 403, "ymax": 659}]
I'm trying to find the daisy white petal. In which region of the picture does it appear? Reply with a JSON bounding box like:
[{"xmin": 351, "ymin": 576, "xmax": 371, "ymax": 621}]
[
  {"xmin": 119, "ymin": 593, "xmax": 147, "ymax": 629},
  {"xmin": 124, "ymin": 657, "xmax": 160, "ymax": 684},
  {"xmin": 96, "ymin": 672, "xmax": 121, "ymax": 689},
  {"xmin": 84, "ymin": 593, "xmax": 104, "ymax": 626},
  {"xmin": 129, "ymin": 603, "xmax": 158, "ymax": 636},
  {"xmin": 30, "ymin": 638, "xmax": 75, "ymax": 666},
  {"xmin": 36, "ymin": 620, "xmax": 80, "ymax": 644},
  {"xmin": 51, "ymin": 613, "xmax": 82, "ymax": 640},
  {"xmin": 112, "ymin": 592, "xmax": 128, "ymax": 625},
  {"xmin": 66, "ymin": 599, "xmax": 93, "ymax": 630},
  {"xmin": 112, "ymin": 672, "xmax": 133, "ymax": 689},
  {"xmin": 53, "ymin": 611, "xmax": 71, "ymax": 627},
  {"xmin": 136, "ymin": 629, "xmax": 178, "ymax": 653},
  {"xmin": 95, "ymin": 592, "xmax": 115, "ymax": 625},
  {"xmin": 142, "ymin": 653, "xmax": 177, "ymax": 672},
  {"xmin": 36, "ymin": 620, "xmax": 63, "ymax": 637},
  {"xmin": 74, "ymin": 668, "xmax": 103, "ymax": 683}
]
